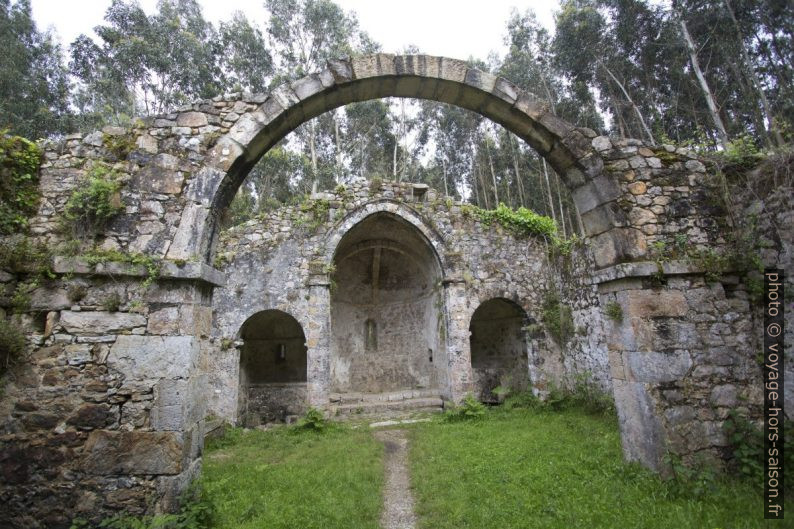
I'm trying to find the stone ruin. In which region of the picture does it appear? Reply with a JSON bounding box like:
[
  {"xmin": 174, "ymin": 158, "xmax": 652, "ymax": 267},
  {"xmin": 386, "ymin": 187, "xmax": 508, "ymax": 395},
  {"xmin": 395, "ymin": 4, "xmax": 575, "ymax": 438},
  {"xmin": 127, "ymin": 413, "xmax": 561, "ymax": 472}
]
[{"xmin": 0, "ymin": 54, "xmax": 791, "ymax": 528}]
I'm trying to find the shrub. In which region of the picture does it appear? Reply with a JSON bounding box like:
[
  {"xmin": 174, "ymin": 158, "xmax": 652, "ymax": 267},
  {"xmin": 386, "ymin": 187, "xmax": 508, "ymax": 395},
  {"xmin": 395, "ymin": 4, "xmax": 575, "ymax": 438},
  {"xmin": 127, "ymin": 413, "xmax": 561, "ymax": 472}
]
[
  {"xmin": 0, "ymin": 133, "xmax": 42, "ymax": 235},
  {"xmin": 662, "ymin": 452, "xmax": 719, "ymax": 499},
  {"xmin": 67, "ymin": 284, "xmax": 87, "ymax": 303},
  {"xmin": 294, "ymin": 407, "xmax": 329, "ymax": 431},
  {"xmin": 102, "ymin": 132, "xmax": 137, "ymax": 160},
  {"xmin": 502, "ymin": 390, "xmax": 542, "ymax": 411},
  {"xmin": 442, "ymin": 394, "xmax": 486, "ymax": 422},
  {"xmin": 723, "ymin": 409, "xmax": 764, "ymax": 481},
  {"xmin": 540, "ymin": 290, "xmax": 574, "ymax": 345},
  {"xmin": 63, "ymin": 164, "xmax": 124, "ymax": 237},
  {"xmin": 368, "ymin": 176, "xmax": 382, "ymax": 194},
  {"xmin": 0, "ymin": 318, "xmax": 26, "ymax": 376}
]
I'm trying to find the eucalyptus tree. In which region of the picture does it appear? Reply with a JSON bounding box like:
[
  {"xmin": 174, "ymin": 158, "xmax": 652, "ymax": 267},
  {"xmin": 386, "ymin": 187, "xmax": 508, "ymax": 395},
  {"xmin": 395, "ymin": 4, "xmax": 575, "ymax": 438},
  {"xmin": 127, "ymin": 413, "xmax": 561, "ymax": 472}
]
[
  {"xmin": 0, "ymin": 0, "xmax": 71, "ymax": 138},
  {"xmin": 70, "ymin": 0, "xmax": 223, "ymax": 127},
  {"xmin": 218, "ymin": 11, "xmax": 274, "ymax": 94},
  {"xmin": 264, "ymin": 0, "xmax": 379, "ymax": 192}
]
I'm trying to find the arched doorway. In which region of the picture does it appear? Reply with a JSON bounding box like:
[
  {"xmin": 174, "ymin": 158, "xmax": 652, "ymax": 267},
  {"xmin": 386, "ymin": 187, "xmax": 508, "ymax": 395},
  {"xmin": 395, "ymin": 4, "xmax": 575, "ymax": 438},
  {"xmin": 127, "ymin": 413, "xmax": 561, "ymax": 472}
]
[
  {"xmin": 469, "ymin": 298, "xmax": 530, "ymax": 403},
  {"xmin": 237, "ymin": 309, "xmax": 308, "ymax": 425},
  {"xmin": 330, "ymin": 211, "xmax": 445, "ymax": 397}
]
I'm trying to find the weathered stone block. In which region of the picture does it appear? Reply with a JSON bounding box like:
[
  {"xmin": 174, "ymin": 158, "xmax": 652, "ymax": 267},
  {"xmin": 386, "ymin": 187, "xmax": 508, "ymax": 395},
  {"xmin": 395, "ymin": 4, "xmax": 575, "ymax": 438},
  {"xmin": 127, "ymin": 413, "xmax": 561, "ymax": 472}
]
[
  {"xmin": 108, "ymin": 335, "xmax": 198, "ymax": 382},
  {"xmin": 60, "ymin": 311, "xmax": 146, "ymax": 335},
  {"xmin": 176, "ymin": 112, "xmax": 208, "ymax": 128},
  {"xmin": 571, "ymin": 173, "xmax": 622, "ymax": 214},
  {"xmin": 624, "ymin": 350, "xmax": 692, "ymax": 383},
  {"xmin": 166, "ymin": 204, "xmax": 209, "ymax": 260},
  {"xmin": 82, "ymin": 430, "xmax": 183, "ymax": 475},
  {"xmin": 624, "ymin": 290, "xmax": 688, "ymax": 318},
  {"xmin": 613, "ymin": 379, "xmax": 666, "ymax": 471},
  {"xmin": 352, "ymin": 53, "xmax": 396, "ymax": 78}
]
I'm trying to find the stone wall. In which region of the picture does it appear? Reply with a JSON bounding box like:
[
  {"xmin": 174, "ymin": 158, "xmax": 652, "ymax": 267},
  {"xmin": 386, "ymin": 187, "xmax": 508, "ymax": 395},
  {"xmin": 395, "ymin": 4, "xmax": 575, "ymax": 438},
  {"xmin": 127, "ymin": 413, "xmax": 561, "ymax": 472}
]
[
  {"xmin": 208, "ymin": 180, "xmax": 597, "ymax": 415},
  {"xmin": 0, "ymin": 272, "xmax": 215, "ymax": 527},
  {"xmin": 0, "ymin": 53, "xmax": 785, "ymax": 526}
]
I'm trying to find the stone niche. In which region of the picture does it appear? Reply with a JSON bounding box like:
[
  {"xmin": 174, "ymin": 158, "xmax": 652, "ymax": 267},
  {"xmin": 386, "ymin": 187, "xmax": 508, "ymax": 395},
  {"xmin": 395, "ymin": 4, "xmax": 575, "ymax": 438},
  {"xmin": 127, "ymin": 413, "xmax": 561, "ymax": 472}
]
[
  {"xmin": 237, "ymin": 309, "xmax": 308, "ymax": 425},
  {"xmin": 330, "ymin": 212, "xmax": 446, "ymax": 395},
  {"xmin": 469, "ymin": 298, "xmax": 530, "ymax": 402}
]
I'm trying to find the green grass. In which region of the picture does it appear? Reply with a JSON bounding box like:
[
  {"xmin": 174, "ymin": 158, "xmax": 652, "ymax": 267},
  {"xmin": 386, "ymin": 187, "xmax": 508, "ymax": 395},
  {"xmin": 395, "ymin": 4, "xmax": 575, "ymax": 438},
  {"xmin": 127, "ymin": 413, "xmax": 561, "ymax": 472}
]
[
  {"xmin": 409, "ymin": 408, "xmax": 786, "ymax": 529},
  {"xmin": 202, "ymin": 425, "xmax": 383, "ymax": 529}
]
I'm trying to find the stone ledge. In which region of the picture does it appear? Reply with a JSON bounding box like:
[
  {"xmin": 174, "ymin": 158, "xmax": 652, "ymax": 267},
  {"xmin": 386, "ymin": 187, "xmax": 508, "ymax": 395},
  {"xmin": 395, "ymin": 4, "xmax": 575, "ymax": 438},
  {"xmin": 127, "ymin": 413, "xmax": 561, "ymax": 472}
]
[
  {"xmin": 592, "ymin": 260, "xmax": 703, "ymax": 285},
  {"xmin": 52, "ymin": 257, "xmax": 226, "ymax": 287}
]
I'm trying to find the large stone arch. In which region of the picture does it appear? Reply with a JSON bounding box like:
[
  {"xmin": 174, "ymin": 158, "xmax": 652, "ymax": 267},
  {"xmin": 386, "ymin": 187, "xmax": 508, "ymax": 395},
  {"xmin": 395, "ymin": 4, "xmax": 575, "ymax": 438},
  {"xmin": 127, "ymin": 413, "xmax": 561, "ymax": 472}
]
[
  {"xmin": 0, "ymin": 53, "xmax": 769, "ymax": 527},
  {"xmin": 176, "ymin": 54, "xmax": 610, "ymax": 264}
]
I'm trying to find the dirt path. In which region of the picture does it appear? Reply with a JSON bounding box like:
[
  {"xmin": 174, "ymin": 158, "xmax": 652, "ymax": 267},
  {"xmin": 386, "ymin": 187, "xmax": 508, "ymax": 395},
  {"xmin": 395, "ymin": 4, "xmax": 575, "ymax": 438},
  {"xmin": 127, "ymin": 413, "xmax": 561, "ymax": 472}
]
[{"xmin": 373, "ymin": 429, "xmax": 418, "ymax": 529}]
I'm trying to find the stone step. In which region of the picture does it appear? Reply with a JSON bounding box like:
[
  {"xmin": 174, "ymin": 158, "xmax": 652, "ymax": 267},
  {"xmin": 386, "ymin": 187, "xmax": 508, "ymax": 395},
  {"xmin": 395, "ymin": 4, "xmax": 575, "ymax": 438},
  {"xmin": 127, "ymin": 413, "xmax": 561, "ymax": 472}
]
[
  {"xmin": 331, "ymin": 396, "xmax": 444, "ymax": 417},
  {"xmin": 329, "ymin": 389, "xmax": 442, "ymax": 405}
]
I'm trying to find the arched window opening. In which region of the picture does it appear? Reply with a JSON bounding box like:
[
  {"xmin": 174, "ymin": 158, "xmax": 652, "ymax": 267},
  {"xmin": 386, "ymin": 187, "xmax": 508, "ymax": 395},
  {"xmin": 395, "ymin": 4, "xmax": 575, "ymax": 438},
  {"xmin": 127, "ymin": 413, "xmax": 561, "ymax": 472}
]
[
  {"xmin": 469, "ymin": 298, "xmax": 530, "ymax": 403},
  {"xmin": 237, "ymin": 309, "xmax": 307, "ymax": 426}
]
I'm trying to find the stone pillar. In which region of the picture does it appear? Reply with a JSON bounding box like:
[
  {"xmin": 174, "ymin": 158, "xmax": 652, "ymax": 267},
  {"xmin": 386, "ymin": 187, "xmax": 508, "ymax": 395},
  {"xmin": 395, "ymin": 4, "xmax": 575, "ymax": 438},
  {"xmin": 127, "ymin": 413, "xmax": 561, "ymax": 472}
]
[
  {"xmin": 306, "ymin": 281, "xmax": 331, "ymax": 408},
  {"xmin": 442, "ymin": 280, "xmax": 473, "ymax": 403},
  {"xmin": 596, "ymin": 262, "xmax": 760, "ymax": 471}
]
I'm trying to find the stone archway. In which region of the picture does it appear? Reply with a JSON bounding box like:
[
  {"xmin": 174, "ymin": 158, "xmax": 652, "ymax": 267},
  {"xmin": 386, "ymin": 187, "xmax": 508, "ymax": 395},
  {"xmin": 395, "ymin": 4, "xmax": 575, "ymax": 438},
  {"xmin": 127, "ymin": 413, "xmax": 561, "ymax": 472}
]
[
  {"xmin": 171, "ymin": 54, "xmax": 617, "ymax": 266},
  {"xmin": 468, "ymin": 298, "xmax": 530, "ymax": 403},
  {"xmin": 329, "ymin": 211, "xmax": 446, "ymax": 398},
  {"xmin": 237, "ymin": 309, "xmax": 308, "ymax": 426}
]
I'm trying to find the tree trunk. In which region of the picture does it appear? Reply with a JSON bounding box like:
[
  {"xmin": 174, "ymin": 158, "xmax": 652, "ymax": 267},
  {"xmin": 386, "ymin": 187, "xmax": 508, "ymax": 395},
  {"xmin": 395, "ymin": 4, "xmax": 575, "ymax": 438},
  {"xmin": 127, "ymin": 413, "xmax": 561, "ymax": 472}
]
[
  {"xmin": 485, "ymin": 138, "xmax": 500, "ymax": 206},
  {"xmin": 600, "ymin": 62, "xmax": 656, "ymax": 145},
  {"xmin": 555, "ymin": 170, "xmax": 567, "ymax": 238},
  {"xmin": 509, "ymin": 135, "xmax": 526, "ymax": 207},
  {"xmin": 334, "ymin": 112, "xmax": 343, "ymax": 183},
  {"xmin": 542, "ymin": 158, "xmax": 557, "ymax": 227},
  {"xmin": 723, "ymin": 0, "xmax": 784, "ymax": 147},
  {"xmin": 677, "ymin": 14, "xmax": 730, "ymax": 149},
  {"xmin": 475, "ymin": 148, "xmax": 490, "ymax": 209},
  {"xmin": 309, "ymin": 119, "xmax": 318, "ymax": 193},
  {"xmin": 442, "ymin": 157, "xmax": 449, "ymax": 197}
]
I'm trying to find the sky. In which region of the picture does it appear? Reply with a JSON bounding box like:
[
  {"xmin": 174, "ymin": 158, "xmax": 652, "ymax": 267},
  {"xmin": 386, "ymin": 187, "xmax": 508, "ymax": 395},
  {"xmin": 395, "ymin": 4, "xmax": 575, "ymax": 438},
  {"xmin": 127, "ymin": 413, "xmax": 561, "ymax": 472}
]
[{"xmin": 30, "ymin": 0, "xmax": 561, "ymax": 62}]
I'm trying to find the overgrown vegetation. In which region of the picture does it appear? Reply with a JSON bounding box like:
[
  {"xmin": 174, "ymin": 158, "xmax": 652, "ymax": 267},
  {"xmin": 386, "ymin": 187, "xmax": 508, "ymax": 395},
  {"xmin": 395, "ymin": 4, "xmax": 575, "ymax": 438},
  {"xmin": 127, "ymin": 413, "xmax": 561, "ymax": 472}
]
[
  {"xmin": 501, "ymin": 371, "xmax": 615, "ymax": 417},
  {"xmin": 0, "ymin": 133, "xmax": 42, "ymax": 234},
  {"xmin": 0, "ymin": 236, "xmax": 56, "ymax": 313},
  {"xmin": 295, "ymin": 197, "xmax": 330, "ymax": 231},
  {"xmin": 722, "ymin": 408, "xmax": 793, "ymax": 492},
  {"xmin": 540, "ymin": 290, "xmax": 574, "ymax": 345},
  {"xmin": 604, "ymin": 300, "xmax": 623, "ymax": 322},
  {"xmin": 81, "ymin": 249, "xmax": 161, "ymax": 288},
  {"xmin": 293, "ymin": 407, "xmax": 330, "ymax": 431},
  {"xmin": 470, "ymin": 203, "xmax": 558, "ymax": 240},
  {"xmin": 102, "ymin": 131, "xmax": 136, "ymax": 160},
  {"xmin": 442, "ymin": 394, "xmax": 486, "ymax": 422},
  {"xmin": 63, "ymin": 163, "xmax": 124, "ymax": 238},
  {"xmin": 0, "ymin": 318, "xmax": 26, "ymax": 377}
]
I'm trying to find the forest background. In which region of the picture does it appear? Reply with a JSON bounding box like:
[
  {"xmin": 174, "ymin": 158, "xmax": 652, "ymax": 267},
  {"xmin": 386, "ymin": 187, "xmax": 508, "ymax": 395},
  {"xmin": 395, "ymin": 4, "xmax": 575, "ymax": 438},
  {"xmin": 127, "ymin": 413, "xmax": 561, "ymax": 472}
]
[{"xmin": 2, "ymin": 0, "xmax": 792, "ymax": 233}]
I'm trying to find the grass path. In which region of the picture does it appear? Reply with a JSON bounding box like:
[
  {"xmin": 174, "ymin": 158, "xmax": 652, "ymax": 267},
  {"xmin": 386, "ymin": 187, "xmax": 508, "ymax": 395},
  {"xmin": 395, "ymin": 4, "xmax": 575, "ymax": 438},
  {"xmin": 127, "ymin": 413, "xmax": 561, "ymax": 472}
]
[
  {"xmin": 373, "ymin": 429, "xmax": 417, "ymax": 529},
  {"xmin": 200, "ymin": 409, "xmax": 787, "ymax": 529}
]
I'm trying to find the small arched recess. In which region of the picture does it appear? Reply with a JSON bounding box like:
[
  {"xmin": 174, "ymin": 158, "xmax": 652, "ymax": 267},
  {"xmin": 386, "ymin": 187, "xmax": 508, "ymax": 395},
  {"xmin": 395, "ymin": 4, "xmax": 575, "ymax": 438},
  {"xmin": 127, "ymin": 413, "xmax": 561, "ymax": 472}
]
[
  {"xmin": 469, "ymin": 298, "xmax": 531, "ymax": 403},
  {"xmin": 237, "ymin": 309, "xmax": 308, "ymax": 425}
]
